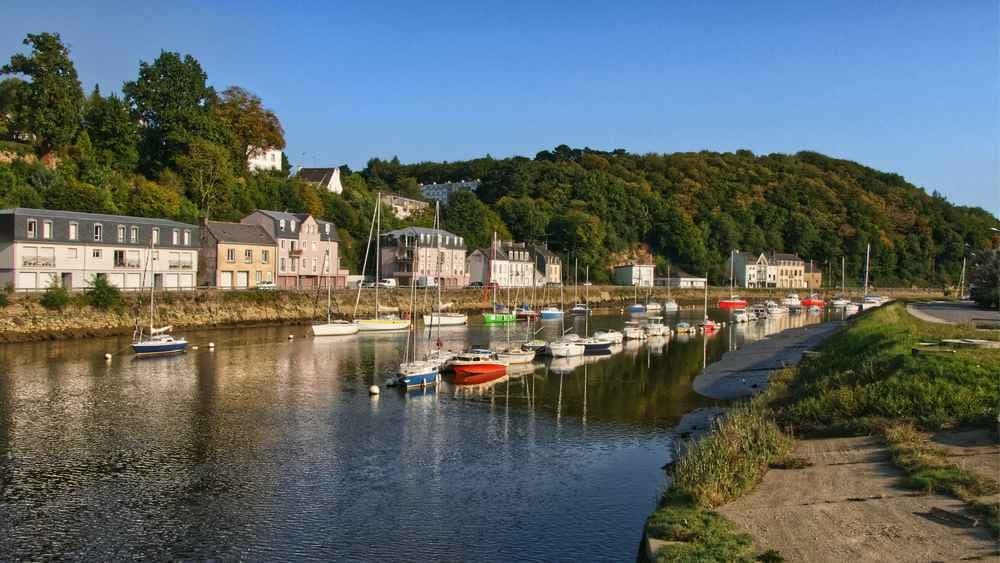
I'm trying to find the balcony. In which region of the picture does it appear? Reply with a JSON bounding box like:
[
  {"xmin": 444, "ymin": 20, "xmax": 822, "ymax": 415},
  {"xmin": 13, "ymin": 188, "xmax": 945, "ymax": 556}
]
[
  {"xmin": 21, "ymin": 258, "xmax": 55, "ymax": 268},
  {"xmin": 114, "ymin": 260, "xmax": 142, "ymax": 268},
  {"xmin": 289, "ymin": 248, "xmax": 303, "ymax": 257},
  {"xmin": 168, "ymin": 262, "xmax": 193, "ymax": 270}
]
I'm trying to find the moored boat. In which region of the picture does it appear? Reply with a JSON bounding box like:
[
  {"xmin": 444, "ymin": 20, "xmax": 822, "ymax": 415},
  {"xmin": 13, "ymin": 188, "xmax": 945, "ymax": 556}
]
[
  {"xmin": 539, "ymin": 306, "xmax": 564, "ymax": 320},
  {"xmin": 780, "ymin": 293, "xmax": 802, "ymax": 308},
  {"xmin": 801, "ymin": 294, "xmax": 825, "ymax": 308},
  {"xmin": 132, "ymin": 327, "xmax": 188, "ymax": 356},
  {"xmin": 451, "ymin": 351, "xmax": 508, "ymax": 384},
  {"xmin": 718, "ymin": 297, "xmax": 747, "ymax": 309},
  {"xmin": 732, "ymin": 309, "xmax": 749, "ymax": 323},
  {"xmin": 569, "ymin": 303, "xmax": 592, "ymax": 316},
  {"xmin": 626, "ymin": 303, "xmax": 646, "ymax": 314},
  {"xmin": 497, "ymin": 347, "xmax": 536, "ymax": 364},
  {"xmin": 515, "ymin": 306, "xmax": 538, "ymax": 320},
  {"xmin": 581, "ymin": 337, "xmax": 613, "ymax": 355},
  {"xmin": 623, "ymin": 320, "xmax": 646, "ymax": 340},
  {"xmin": 422, "ymin": 312, "xmax": 468, "ymax": 326},
  {"xmin": 313, "ymin": 319, "xmax": 360, "ymax": 336},
  {"xmin": 547, "ymin": 339, "xmax": 585, "ymax": 358},
  {"xmin": 396, "ymin": 360, "xmax": 439, "ymax": 389},
  {"xmin": 357, "ymin": 316, "xmax": 411, "ymax": 331},
  {"xmin": 662, "ymin": 299, "xmax": 679, "ymax": 312},
  {"xmin": 593, "ymin": 329, "xmax": 623, "ymax": 344},
  {"xmin": 644, "ymin": 316, "xmax": 669, "ymax": 336},
  {"xmin": 674, "ymin": 321, "xmax": 697, "ymax": 335}
]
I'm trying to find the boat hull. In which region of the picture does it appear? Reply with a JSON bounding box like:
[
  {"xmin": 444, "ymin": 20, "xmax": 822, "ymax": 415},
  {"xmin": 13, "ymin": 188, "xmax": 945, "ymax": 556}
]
[
  {"xmin": 497, "ymin": 350, "xmax": 536, "ymax": 364},
  {"xmin": 548, "ymin": 342, "xmax": 585, "ymax": 357},
  {"xmin": 582, "ymin": 340, "xmax": 613, "ymax": 354},
  {"xmin": 539, "ymin": 310, "xmax": 564, "ymax": 320},
  {"xmin": 132, "ymin": 341, "xmax": 188, "ymax": 355},
  {"xmin": 452, "ymin": 363, "xmax": 507, "ymax": 385},
  {"xmin": 718, "ymin": 299, "xmax": 747, "ymax": 309},
  {"xmin": 422, "ymin": 313, "xmax": 468, "ymax": 326},
  {"xmin": 357, "ymin": 319, "xmax": 411, "ymax": 332},
  {"xmin": 312, "ymin": 322, "xmax": 360, "ymax": 336},
  {"xmin": 483, "ymin": 312, "xmax": 517, "ymax": 324},
  {"xmin": 515, "ymin": 310, "xmax": 538, "ymax": 321},
  {"xmin": 626, "ymin": 304, "xmax": 646, "ymax": 314},
  {"xmin": 397, "ymin": 369, "xmax": 439, "ymax": 389}
]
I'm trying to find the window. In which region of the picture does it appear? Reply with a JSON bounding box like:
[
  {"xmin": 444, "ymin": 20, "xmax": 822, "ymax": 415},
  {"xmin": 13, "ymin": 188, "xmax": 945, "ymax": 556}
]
[
  {"xmin": 244, "ymin": 249, "xmax": 252, "ymax": 263},
  {"xmin": 94, "ymin": 224, "xmax": 103, "ymax": 241},
  {"xmin": 152, "ymin": 251, "xmax": 158, "ymax": 260},
  {"xmin": 255, "ymin": 271, "xmax": 262, "ymax": 284},
  {"xmin": 280, "ymin": 257, "xmax": 286, "ymax": 272},
  {"xmin": 26, "ymin": 219, "xmax": 37, "ymax": 239},
  {"xmin": 168, "ymin": 252, "xmax": 180, "ymax": 269},
  {"xmin": 42, "ymin": 220, "xmax": 52, "ymax": 240},
  {"xmin": 152, "ymin": 228, "xmax": 159, "ymax": 245},
  {"xmin": 290, "ymin": 258, "xmax": 297, "ymax": 272},
  {"xmin": 117, "ymin": 225, "xmax": 125, "ymax": 243},
  {"xmin": 172, "ymin": 229, "xmax": 179, "ymax": 245},
  {"xmin": 325, "ymin": 224, "xmax": 330, "ymax": 235},
  {"xmin": 92, "ymin": 249, "xmax": 101, "ymax": 259},
  {"xmin": 130, "ymin": 226, "xmax": 139, "ymax": 243},
  {"xmin": 183, "ymin": 230, "xmax": 191, "ymax": 246},
  {"xmin": 67, "ymin": 248, "xmax": 77, "ymax": 259},
  {"xmin": 114, "ymin": 250, "xmax": 126, "ymax": 267},
  {"xmin": 312, "ymin": 258, "xmax": 317, "ymax": 273},
  {"xmin": 68, "ymin": 222, "xmax": 78, "ymax": 241},
  {"xmin": 280, "ymin": 239, "xmax": 286, "ymax": 249},
  {"xmin": 266, "ymin": 272, "xmax": 273, "ymax": 282},
  {"xmin": 290, "ymin": 220, "xmax": 296, "ymax": 231},
  {"xmin": 261, "ymin": 250, "xmax": 269, "ymax": 264},
  {"xmin": 311, "ymin": 242, "xmax": 316, "ymax": 251},
  {"xmin": 21, "ymin": 246, "xmax": 36, "ymax": 266},
  {"xmin": 279, "ymin": 219, "xmax": 285, "ymax": 231},
  {"xmin": 227, "ymin": 249, "xmax": 237, "ymax": 262}
]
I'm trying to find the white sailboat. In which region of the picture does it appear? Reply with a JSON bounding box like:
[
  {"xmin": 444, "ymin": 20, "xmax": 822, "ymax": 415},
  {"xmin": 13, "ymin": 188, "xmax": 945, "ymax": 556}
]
[
  {"xmin": 421, "ymin": 203, "xmax": 468, "ymax": 327},
  {"xmin": 132, "ymin": 240, "xmax": 187, "ymax": 355},
  {"xmin": 831, "ymin": 257, "xmax": 851, "ymax": 307},
  {"xmin": 663, "ymin": 263, "xmax": 679, "ymax": 312},
  {"xmin": 357, "ymin": 193, "xmax": 410, "ymax": 332},
  {"xmin": 312, "ymin": 237, "xmax": 359, "ymax": 336}
]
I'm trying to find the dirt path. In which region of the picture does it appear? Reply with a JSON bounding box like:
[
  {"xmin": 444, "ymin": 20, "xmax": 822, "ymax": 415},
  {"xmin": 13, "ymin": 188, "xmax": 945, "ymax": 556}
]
[
  {"xmin": 907, "ymin": 301, "xmax": 1000, "ymax": 325},
  {"xmin": 717, "ymin": 436, "xmax": 998, "ymax": 562}
]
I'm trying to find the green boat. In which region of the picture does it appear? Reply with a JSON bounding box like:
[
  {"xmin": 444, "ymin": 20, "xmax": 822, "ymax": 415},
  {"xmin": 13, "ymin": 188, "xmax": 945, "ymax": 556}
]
[{"xmin": 483, "ymin": 312, "xmax": 517, "ymax": 324}]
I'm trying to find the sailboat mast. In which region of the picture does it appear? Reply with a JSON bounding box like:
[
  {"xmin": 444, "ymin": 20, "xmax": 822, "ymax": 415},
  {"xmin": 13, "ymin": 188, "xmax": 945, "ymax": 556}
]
[
  {"xmin": 667, "ymin": 263, "xmax": 671, "ymax": 302},
  {"xmin": 374, "ymin": 196, "xmax": 381, "ymax": 319},
  {"xmin": 863, "ymin": 243, "xmax": 870, "ymax": 297},
  {"xmin": 841, "ymin": 256, "xmax": 845, "ymax": 295},
  {"xmin": 434, "ymin": 202, "xmax": 443, "ymax": 345},
  {"xmin": 585, "ymin": 266, "xmax": 590, "ymax": 336},
  {"xmin": 326, "ymin": 239, "xmax": 332, "ymax": 323},
  {"xmin": 353, "ymin": 197, "xmax": 379, "ymax": 318},
  {"xmin": 703, "ymin": 270, "xmax": 709, "ymax": 321},
  {"xmin": 730, "ymin": 249, "xmax": 735, "ymax": 298},
  {"xmin": 149, "ymin": 238, "xmax": 155, "ymax": 333}
]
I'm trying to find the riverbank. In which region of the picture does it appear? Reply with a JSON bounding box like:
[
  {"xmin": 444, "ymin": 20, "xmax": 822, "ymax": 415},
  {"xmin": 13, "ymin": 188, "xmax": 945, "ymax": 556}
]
[
  {"xmin": 0, "ymin": 286, "xmax": 945, "ymax": 343},
  {"xmin": 644, "ymin": 303, "xmax": 1000, "ymax": 561}
]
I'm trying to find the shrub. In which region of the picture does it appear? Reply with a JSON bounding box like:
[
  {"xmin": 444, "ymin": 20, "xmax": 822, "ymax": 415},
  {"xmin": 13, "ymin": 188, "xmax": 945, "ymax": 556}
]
[
  {"xmin": 85, "ymin": 275, "xmax": 123, "ymax": 309},
  {"xmin": 0, "ymin": 291, "xmax": 8, "ymax": 307},
  {"xmin": 39, "ymin": 279, "xmax": 71, "ymax": 311}
]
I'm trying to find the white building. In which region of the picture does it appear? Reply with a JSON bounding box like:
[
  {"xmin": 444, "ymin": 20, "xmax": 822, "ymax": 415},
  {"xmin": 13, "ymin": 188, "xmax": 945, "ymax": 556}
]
[
  {"xmin": 613, "ymin": 263, "xmax": 655, "ymax": 287},
  {"xmin": 466, "ymin": 241, "xmax": 535, "ymax": 288},
  {"xmin": 247, "ymin": 147, "xmax": 283, "ymax": 172},
  {"xmin": 296, "ymin": 167, "xmax": 344, "ymax": 194},
  {"xmin": 729, "ymin": 252, "xmax": 806, "ymax": 289},
  {"xmin": 420, "ymin": 179, "xmax": 480, "ymax": 203},
  {"xmin": 656, "ymin": 269, "xmax": 707, "ymax": 289},
  {"xmin": 0, "ymin": 208, "xmax": 199, "ymax": 291}
]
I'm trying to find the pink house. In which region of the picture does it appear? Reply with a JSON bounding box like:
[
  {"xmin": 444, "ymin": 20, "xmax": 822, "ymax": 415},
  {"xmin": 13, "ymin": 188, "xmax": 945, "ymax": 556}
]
[{"xmin": 241, "ymin": 210, "xmax": 346, "ymax": 288}]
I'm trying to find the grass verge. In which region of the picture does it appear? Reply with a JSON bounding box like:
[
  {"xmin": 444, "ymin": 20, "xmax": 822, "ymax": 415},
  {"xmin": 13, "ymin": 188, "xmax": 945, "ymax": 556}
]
[{"xmin": 646, "ymin": 302, "xmax": 1000, "ymax": 560}]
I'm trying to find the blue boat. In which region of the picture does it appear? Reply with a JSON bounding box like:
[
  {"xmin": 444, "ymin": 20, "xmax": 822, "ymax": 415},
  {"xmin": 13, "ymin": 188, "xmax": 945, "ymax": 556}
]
[
  {"xmin": 581, "ymin": 338, "xmax": 612, "ymax": 355},
  {"xmin": 626, "ymin": 303, "xmax": 646, "ymax": 314},
  {"xmin": 539, "ymin": 306, "xmax": 564, "ymax": 320},
  {"xmin": 396, "ymin": 360, "xmax": 439, "ymax": 389},
  {"xmin": 132, "ymin": 331, "xmax": 188, "ymax": 356}
]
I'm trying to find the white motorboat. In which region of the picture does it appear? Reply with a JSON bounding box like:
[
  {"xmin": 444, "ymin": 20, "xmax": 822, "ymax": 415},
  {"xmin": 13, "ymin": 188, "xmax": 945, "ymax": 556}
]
[
  {"xmin": 644, "ymin": 301, "xmax": 662, "ymax": 313},
  {"xmin": 497, "ymin": 348, "xmax": 536, "ymax": 364},
  {"xmin": 644, "ymin": 316, "xmax": 669, "ymax": 336},
  {"xmin": 732, "ymin": 309, "xmax": 749, "ymax": 323},
  {"xmin": 662, "ymin": 300, "xmax": 679, "ymax": 312},
  {"xmin": 547, "ymin": 340, "xmax": 585, "ymax": 358},
  {"xmin": 780, "ymin": 293, "xmax": 802, "ymax": 308},
  {"xmin": 765, "ymin": 301, "xmax": 788, "ymax": 316},
  {"xmin": 831, "ymin": 297, "xmax": 851, "ymax": 308},
  {"xmin": 623, "ymin": 320, "xmax": 646, "ymax": 340},
  {"xmin": 422, "ymin": 312, "xmax": 468, "ymax": 326},
  {"xmin": 593, "ymin": 329, "xmax": 623, "ymax": 344}
]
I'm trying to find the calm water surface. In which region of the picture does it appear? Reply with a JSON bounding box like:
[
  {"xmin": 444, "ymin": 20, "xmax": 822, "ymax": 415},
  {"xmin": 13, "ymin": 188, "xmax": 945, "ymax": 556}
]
[{"xmin": 0, "ymin": 308, "xmax": 831, "ymax": 561}]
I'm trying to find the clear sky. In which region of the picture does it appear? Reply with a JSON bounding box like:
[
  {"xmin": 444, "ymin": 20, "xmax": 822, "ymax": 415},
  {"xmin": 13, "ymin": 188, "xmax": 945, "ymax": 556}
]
[{"xmin": 3, "ymin": 1, "xmax": 998, "ymax": 214}]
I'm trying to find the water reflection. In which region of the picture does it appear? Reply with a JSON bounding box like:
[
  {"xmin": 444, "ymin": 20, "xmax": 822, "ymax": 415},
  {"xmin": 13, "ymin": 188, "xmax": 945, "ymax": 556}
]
[{"xmin": 0, "ymin": 308, "xmax": 827, "ymax": 560}]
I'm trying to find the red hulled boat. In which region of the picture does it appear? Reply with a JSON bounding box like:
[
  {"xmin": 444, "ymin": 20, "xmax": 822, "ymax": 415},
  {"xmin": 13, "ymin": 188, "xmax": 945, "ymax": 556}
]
[
  {"xmin": 449, "ymin": 350, "xmax": 508, "ymax": 385},
  {"xmin": 801, "ymin": 294, "xmax": 825, "ymax": 307},
  {"xmin": 717, "ymin": 297, "xmax": 747, "ymax": 309}
]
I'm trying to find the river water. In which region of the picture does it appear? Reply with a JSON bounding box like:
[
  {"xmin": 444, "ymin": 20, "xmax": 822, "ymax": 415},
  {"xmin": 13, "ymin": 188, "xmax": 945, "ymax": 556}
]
[{"xmin": 0, "ymin": 308, "xmax": 830, "ymax": 561}]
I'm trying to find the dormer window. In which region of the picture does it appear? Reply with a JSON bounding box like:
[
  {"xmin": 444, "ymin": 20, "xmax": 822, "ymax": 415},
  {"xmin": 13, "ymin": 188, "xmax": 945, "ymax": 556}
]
[
  {"xmin": 325, "ymin": 224, "xmax": 330, "ymax": 235},
  {"xmin": 290, "ymin": 220, "xmax": 296, "ymax": 231},
  {"xmin": 130, "ymin": 226, "xmax": 139, "ymax": 243},
  {"xmin": 279, "ymin": 219, "xmax": 286, "ymax": 231}
]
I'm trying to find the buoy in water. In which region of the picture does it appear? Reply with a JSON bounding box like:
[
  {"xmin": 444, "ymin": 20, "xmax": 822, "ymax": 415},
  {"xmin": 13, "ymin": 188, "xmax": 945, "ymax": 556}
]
[
  {"xmin": 104, "ymin": 353, "xmax": 112, "ymax": 361},
  {"xmin": 369, "ymin": 385, "xmax": 380, "ymax": 396}
]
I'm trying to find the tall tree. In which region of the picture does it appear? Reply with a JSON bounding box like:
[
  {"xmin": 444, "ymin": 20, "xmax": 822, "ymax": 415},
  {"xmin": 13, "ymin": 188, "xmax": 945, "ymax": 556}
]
[
  {"xmin": 1, "ymin": 33, "xmax": 84, "ymax": 154},
  {"xmin": 83, "ymin": 85, "xmax": 139, "ymax": 171},
  {"xmin": 174, "ymin": 138, "xmax": 234, "ymax": 218},
  {"xmin": 212, "ymin": 86, "xmax": 285, "ymax": 170},
  {"xmin": 122, "ymin": 51, "xmax": 223, "ymax": 174}
]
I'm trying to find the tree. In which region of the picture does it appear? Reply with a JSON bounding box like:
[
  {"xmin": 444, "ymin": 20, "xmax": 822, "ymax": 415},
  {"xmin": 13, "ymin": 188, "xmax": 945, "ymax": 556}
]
[
  {"xmin": 0, "ymin": 78, "xmax": 25, "ymax": 139},
  {"xmin": 85, "ymin": 275, "xmax": 122, "ymax": 309},
  {"xmin": 83, "ymin": 85, "xmax": 139, "ymax": 171},
  {"xmin": 212, "ymin": 86, "xmax": 285, "ymax": 170},
  {"xmin": 122, "ymin": 51, "xmax": 223, "ymax": 174},
  {"xmin": 442, "ymin": 190, "xmax": 510, "ymax": 250},
  {"xmin": 969, "ymin": 249, "xmax": 999, "ymax": 309},
  {"xmin": 174, "ymin": 138, "xmax": 234, "ymax": 218},
  {"xmin": 1, "ymin": 33, "xmax": 84, "ymax": 154},
  {"xmin": 39, "ymin": 277, "xmax": 70, "ymax": 311}
]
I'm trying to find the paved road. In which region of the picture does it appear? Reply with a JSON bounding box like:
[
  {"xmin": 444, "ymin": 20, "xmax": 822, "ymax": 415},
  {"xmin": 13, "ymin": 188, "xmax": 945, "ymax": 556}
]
[
  {"xmin": 692, "ymin": 322, "xmax": 845, "ymax": 401},
  {"xmin": 906, "ymin": 301, "xmax": 1000, "ymax": 325}
]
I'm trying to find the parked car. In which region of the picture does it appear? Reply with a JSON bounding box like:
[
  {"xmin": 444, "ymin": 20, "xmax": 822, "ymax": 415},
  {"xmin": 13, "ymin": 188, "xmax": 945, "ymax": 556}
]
[
  {"xmin": 256, "ymin": 281, "xmax": 277, "ymax": 290},
  {"xmin": 468, "ymin": 281, "xmax": 484, "ymax": 288},
  {"xmin": 377, "ymin": 278, "xmax": 397, "ymax": 288}
]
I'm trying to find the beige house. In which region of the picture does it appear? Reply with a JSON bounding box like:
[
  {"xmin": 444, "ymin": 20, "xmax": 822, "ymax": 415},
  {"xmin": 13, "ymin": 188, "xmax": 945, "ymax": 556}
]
[
  {"xmin": 380, "ymin": 192, "xmax": 430, "ymax": 219},
  {"xmin": 198, "ymin": 221, "xmax": 277, "ymax": 288},
  {"xmin": 729, "ymin": 252, "xmax": 807, "ymax": 289}
]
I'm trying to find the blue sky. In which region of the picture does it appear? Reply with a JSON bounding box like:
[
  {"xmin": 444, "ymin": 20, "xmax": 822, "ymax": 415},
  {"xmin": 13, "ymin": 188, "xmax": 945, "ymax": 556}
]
[{"xmin": 3, "ymin": 1, "xmax": 997, "ymax": 214}]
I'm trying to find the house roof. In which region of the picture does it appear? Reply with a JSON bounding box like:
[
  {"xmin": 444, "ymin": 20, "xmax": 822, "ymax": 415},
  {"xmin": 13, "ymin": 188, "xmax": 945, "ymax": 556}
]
[
  {"xmin": 384, "ymin": 226, "xmax": 459, "ymax": 238},
  {"xmin": 316, "ymin": 219, "xmax": 340, "ymax": 242},
  {"xmin": 0, "ymin": 207, "xmax": 196, "ymax": 228},
  {"xmin": 804, "ymin": 262, "xmax": 820, "ymax": 273},
  {"xmin": 530, "ymin": 244, "xmax": 559, "ymax": 260},
  {"xmin": 614, "ymin": 263, "xmax": 654, "ymax": 270},
  {"xmin": 770, "ymin": 252, "xmax": 803, "ymax": 262},
  {"xmin": 473, "ymin": 247, "xmax": 510, "ymax": 260},
  {"xmin": 668, "ymin": 268, "xmax": 705, "ymax": 279},
  {"xmin": 296, "ymin": 168, "xmax": 339, "ymax": 184},
  {"xmin": 205, "ymin": 221, "xmax": 274, "ymax": 245}
]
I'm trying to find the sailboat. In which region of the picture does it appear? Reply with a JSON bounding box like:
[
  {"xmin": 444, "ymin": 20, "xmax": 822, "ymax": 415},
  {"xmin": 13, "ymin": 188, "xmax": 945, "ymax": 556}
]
[
  {"xmin": 312, "ymin": 238, "xmax": 359, "ymax": 336},
  {"xmin": 626, "ymin": 282, "xmax": 646, "ymax": 314},
  {"xmin": 421, "ymin": 202, "xmax": 468, "ymax": 327},
  {"xmin": 357, "ymin": 193, "xmax": 410, "ymax": 332},
  {"xmin": 579, "ymin": 267, "xmax": 612, "ymax": 354},
  {"xmin": 718, "ymin": 249, "xmax": 748, "ymax": 309},
  {"xmin": 483, "ymin": 232, "xmax": 517, "ymax": 324},
  {"xmin": 569, "ymin": 257, "xmax": 591, "ymax": 316},
  {"xmin": 663, "ymin": 263, "xmax": 679, "ymax": 312},
  {"xmin": 132, "ymin": 240, "xmax": 187, "ymax": 355},
  {"xmin": 699, "ymin": 272, "xmax": 719, "ymax": 332},
  {"xmin": 396, "ymin": 257, "xmax": 439, "ymax": 389},
  {"xmin": 831, "ymin": 257, "xmax": 851, "ymax": 307},
  {"xmin": 545, "ymin": 280, "xmax": 584, "ymax": 357}
]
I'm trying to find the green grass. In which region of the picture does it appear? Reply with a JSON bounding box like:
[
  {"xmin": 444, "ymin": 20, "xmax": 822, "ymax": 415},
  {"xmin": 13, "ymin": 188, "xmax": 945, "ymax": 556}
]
[
  {"xmin": 771, "ymin": 303, "xmax": 999, "ymax": 434},
  {"xmin": 646, "ymin": 303, "xmax": 1000, "ymax": 558}
]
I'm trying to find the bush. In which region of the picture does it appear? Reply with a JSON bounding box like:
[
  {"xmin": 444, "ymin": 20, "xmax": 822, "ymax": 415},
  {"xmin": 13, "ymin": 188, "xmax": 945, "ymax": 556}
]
[
  {"xmin": 39, "ymin": 279, "xmax": 71, "ymax": 311},
  {"xmin": 0, "ymin": 291, "xmax": 8, "ymax": 307},
  {"xmin": 85, "ymin": 275, "xmax": 123, "ymax": 309}
]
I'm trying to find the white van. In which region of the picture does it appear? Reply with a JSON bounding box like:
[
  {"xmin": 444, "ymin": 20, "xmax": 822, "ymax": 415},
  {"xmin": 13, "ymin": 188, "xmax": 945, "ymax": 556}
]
[
  {"xmin": 377, "ymin": 278, "xmax": 397, "ymax": 288},
  {"xmin": 415, "ymin": 276, "xmax": 438, "ymax": 288}
]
